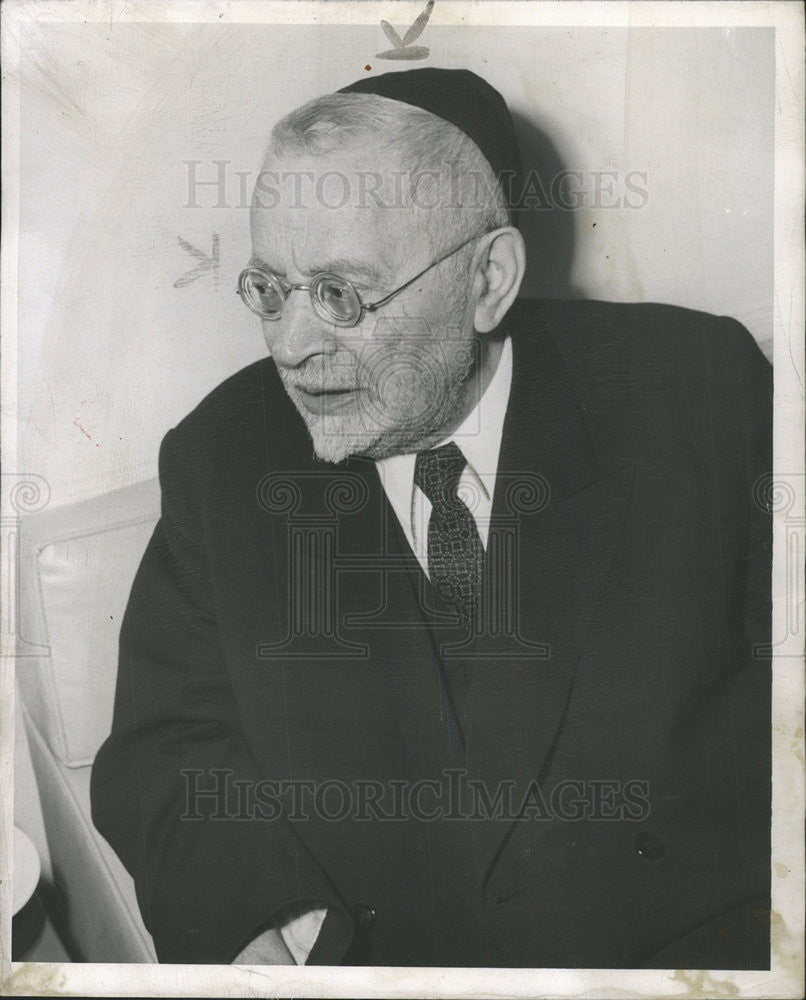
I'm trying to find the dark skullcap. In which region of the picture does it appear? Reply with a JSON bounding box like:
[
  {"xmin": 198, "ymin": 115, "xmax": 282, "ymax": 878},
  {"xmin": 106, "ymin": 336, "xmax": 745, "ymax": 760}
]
[{"xmin": 338, "ymin": 68, "xmax": 522, "ymax": 212}]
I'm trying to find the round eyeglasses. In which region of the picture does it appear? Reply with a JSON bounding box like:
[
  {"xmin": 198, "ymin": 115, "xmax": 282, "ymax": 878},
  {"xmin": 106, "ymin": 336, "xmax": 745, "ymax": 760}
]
[{"xmin": 237, "ymin": 230, "xmax": 488, "ymax": 328}]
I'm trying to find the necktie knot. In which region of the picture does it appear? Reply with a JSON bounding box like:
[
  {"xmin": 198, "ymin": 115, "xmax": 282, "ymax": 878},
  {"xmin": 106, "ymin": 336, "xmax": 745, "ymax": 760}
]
[{"xmin": 414, "ymin": 442, "xmax": 468, "ymax": 504}]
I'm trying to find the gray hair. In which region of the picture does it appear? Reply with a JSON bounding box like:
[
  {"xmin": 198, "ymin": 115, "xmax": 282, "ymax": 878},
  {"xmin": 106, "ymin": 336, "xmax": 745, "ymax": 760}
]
[{"xmin": 268, "ymin": 92, "xmax": 511, "ymax": 251}]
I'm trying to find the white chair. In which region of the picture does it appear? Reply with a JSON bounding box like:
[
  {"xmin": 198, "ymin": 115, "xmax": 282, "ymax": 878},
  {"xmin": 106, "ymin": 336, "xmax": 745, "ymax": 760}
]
[{"xmin": 16, "ymin": 479, "xmax": 160, "ymax": 962}]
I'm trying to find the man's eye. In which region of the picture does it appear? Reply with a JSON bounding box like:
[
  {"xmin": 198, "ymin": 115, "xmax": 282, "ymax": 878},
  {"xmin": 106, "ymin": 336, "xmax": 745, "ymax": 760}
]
[{"xmin": 324, "ymin": 280, "xmax": 360, "ymax": 303}]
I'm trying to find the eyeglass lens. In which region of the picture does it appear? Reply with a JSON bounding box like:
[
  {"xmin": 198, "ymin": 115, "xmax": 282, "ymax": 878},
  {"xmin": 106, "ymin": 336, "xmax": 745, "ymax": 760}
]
[
  {"xmin": 311, "ymin": 276, "xmax": 362, "ymax": 324},
  {"xmin": 241, "ymin": 270, "xmax": 285, "ymax": 318},
  {"xmin": 239, "ymin": 268, "xmax": 363, "ymax": 325}
]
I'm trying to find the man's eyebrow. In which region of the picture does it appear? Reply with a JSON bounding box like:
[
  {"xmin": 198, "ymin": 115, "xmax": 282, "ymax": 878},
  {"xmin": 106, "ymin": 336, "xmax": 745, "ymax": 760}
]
[
  {"xmin": 249, "ymin": 254, "xmax": 285, "ymax": 274},
  {"xmin": 302, "ymin": 256, "xmax": 386, "ymax": 285},
  {"xmin": 249, "ymin": 253, "xmax": 387, "ymax": 286}
]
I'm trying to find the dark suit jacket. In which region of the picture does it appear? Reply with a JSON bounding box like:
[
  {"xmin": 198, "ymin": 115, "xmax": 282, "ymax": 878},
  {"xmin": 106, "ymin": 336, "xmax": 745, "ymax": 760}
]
[{"xmin": 91, "ymin": 298, "xmax": 772, "ymax": 968}]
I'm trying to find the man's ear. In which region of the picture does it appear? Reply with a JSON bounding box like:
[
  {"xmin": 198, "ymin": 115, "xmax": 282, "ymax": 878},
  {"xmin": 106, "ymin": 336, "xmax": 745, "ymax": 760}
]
[{"xmin": 472, "ymin": 227, "xmax": 526, "ymax": 334}]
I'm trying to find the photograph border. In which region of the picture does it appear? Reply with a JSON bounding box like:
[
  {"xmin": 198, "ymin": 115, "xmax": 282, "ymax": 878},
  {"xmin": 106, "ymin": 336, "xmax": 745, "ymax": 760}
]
[{"xmin": 1, "ymin": 2, "xmax": 803, "ymax": 997}]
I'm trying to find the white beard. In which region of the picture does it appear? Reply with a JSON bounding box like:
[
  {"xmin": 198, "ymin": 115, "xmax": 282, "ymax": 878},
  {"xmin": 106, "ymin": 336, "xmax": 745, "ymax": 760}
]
[
  {"xmin": 293, "ymin": 358, "xmax": 475, "ymax": 464},
  {"xmin": 278, "ymin": 307, "xmax": 478, "ymax": 463},
  {"xmin": 303, "ymin": 410, "xmax": 378, "ymax": 464}
]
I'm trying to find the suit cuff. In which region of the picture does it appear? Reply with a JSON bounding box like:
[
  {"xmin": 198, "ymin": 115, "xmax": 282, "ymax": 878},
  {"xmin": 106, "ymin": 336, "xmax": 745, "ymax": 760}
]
[
  {"xmin": 306, "ymin": 905, "xmax": 355, "ymax": 965},
  {"xmin": 278, "ymin": 906, "xmax": 328, "ymax": 965}
]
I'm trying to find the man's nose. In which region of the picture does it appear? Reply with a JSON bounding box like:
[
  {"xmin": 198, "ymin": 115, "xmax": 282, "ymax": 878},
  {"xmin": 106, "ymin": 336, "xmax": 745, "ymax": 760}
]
[{"xmin": 262, "ymin": 294, "xmax": 336, "ymax": 368}]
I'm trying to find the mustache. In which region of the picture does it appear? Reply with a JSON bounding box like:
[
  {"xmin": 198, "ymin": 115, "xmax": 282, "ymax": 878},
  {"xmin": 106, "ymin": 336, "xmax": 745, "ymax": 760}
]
[{"xmin": 280, "ymin": 363, "xmax": 365, "ymax": 392}]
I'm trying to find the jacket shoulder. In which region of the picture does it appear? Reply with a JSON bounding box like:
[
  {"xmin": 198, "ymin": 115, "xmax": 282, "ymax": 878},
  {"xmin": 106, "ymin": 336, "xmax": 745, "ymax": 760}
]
[
  {"xmin": 171, "ymin": 357, "xmax": 278, "ymax": 440},
  {"xmin": 514, "ymin": 297, "xmax": 769, "ymax": 397},
  {"xmin": 510, "ymin": 297, "xmax": 771, "ymax": 470},
  {"xmin": 519, "ymin": 297, "xmax": 767, "ymax": 364},
  {"xmin": 158, "ymin": 356, "xmax": 309, "ymax": 494}
]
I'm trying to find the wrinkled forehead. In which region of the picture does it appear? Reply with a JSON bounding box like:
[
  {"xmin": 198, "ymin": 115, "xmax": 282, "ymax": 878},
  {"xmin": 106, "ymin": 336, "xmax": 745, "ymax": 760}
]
[{"xmin": 250, "ymin": 145, "xmax": 434, "ymax": 276}]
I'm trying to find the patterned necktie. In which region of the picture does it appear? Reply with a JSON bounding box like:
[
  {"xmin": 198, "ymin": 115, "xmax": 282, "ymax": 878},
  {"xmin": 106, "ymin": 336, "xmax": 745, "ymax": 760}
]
[{"xmin": 414, "ymin": 441, "xmax": 485, "ymax": 626}]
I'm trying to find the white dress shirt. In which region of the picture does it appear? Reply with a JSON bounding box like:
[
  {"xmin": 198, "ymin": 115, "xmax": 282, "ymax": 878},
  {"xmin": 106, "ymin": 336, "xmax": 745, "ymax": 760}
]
[{"xmin": 277, "ymin": 336, "xmax": 513, "ymax": 964}]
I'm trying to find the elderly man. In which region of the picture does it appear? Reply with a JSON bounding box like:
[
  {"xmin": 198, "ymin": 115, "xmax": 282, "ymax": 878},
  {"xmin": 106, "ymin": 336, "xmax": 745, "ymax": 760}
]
[{"xmin": 91, "ymin": 69, "xmax": 771, "ymax": 969}]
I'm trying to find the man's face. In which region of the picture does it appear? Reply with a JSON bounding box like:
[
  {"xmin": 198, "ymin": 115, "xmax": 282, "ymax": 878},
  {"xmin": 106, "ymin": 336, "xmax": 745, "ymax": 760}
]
[{"xmin": 249, "ymin": 145, "xmax": 484, "ymax": 463}]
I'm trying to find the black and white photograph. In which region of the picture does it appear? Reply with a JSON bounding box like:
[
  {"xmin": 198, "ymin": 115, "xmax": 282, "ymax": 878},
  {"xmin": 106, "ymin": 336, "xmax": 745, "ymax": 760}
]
[{"xmin": 1, "ymin": 2, "xmax": 803, "ymax": 998}]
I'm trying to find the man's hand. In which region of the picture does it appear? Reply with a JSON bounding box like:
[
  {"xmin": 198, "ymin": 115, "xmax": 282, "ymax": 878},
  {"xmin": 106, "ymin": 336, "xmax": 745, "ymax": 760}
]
[{"xmin": 231, "ymin": 926, "xmax": 296, "ymax": 965}]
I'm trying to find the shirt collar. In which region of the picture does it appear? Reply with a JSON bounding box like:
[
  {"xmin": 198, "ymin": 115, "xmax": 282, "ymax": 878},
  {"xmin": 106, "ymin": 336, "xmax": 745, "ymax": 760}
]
[{"xmin": 442, "ymin": 334, "xmax": 512, "ymax": 499}]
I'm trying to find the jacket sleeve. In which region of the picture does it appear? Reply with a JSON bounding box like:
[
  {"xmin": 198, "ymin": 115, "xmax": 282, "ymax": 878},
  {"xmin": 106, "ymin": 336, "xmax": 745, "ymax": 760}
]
[
  {"xmin": 661, "ymin": 314, "xmax": 773, "ymax": 969},
  {"xmin": 711, "ymin": 315, "xmax": 773, "ymax": 660},
  {"xmin": 90, "ymin": 427, "xmax": 351, "ymax": 964}
]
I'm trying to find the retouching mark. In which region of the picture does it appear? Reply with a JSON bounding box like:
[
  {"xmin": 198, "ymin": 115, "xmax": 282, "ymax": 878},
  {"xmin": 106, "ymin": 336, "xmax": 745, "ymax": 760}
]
[
  {"xmin": 73, "ymin": 416, "xmax": 99, "ymax": 447},
  {"xmin": 377, "ymin": 0, "xmax": 434, "ymax": 61},
  {"xmin": 174, "ymin": 233, "xmax": 220, "ymax": 287}
]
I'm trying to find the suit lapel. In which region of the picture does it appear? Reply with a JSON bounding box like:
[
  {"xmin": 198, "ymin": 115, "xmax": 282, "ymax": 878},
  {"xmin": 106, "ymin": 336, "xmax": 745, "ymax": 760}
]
[
  {"xmin": 444, "ymin": 313, "xmax": 636, "ymax": 885},
  {"xmin": 340, "ymin": 458, "xmax": 470, "ymax": 751}
]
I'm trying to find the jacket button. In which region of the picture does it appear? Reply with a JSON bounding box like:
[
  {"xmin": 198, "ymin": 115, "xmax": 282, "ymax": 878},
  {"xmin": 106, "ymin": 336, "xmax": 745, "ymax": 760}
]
[
  {"xmin": 634, "ymin": 832, "xmax": 665, "ymax": 859},
  {"xmin": 351, "ymin": 903, "xmax": 377, "ymax": 933}
]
